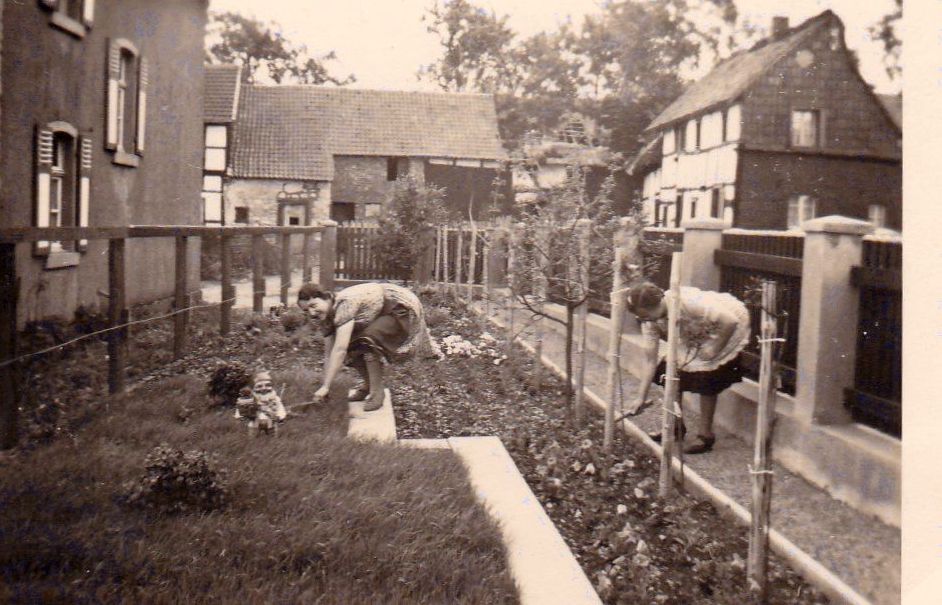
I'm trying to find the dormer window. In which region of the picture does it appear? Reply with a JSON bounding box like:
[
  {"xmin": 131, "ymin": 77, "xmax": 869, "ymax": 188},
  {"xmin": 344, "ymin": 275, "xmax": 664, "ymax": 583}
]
[
  {"xmin": 41, "ymin": 0, "xmax": 95, "ymax": 39},
  {"xmin": 791, "ymin": 110, "xmax": 821, "ymax": 148}
]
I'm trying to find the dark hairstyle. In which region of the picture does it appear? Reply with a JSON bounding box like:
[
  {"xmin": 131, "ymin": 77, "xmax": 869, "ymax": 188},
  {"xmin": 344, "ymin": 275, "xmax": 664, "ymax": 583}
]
[
  {"xmin": 297, "ymin": 283, "xmax": 333, "ymax": 303},
  {"xmin": 625, "ymin": 281, "xmax": 664, "ymax": 315}
]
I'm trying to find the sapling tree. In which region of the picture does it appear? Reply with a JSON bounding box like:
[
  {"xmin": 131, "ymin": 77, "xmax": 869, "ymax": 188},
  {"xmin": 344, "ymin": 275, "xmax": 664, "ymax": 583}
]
[{"xmin": 373, "ymin": 176, "xmax": 448, "ymax": 285}]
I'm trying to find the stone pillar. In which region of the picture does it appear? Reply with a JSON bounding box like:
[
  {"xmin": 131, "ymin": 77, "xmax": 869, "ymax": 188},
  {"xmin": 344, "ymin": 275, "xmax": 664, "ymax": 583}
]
[
  {"xmin": 680, "ymin": 218, "xmax": 726, "ymax": 291},
  {"xmin": 794, "ymin": 216, "xmax": 873, "ymax": 424}
]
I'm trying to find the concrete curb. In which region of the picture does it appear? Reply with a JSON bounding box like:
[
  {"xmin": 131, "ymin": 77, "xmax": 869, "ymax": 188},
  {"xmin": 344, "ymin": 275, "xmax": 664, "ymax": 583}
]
[
  {"xmin": 497, "ymin": 319, "xmax": 872, "ymax": 605},
  {"xmin": 346, "ymin": 389, "xmax": 396, "ymax": 443}
]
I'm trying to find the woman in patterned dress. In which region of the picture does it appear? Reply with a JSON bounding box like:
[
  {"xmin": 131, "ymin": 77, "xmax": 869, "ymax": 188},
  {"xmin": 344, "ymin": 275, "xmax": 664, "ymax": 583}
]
[
  {"xmin": 624, "ymin": 281, "xmax": 751, "ymax": 454},
  {"xmin": 297, "ymin": 282, "xmax": 432, "ymax": 411}
]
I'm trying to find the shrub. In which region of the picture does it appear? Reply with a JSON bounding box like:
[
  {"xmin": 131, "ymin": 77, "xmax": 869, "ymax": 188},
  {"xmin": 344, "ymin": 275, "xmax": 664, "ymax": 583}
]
[
  {"xmin": 208, "ymin": 361, "xmax": 252, "ymax": 407},
  {"xmin": 122, "ymin": 444, "xmax": 228, "ymax": 514},
  {"xmin": 279, "ymin": 308, "xmax": 306, "ymax": 333}
]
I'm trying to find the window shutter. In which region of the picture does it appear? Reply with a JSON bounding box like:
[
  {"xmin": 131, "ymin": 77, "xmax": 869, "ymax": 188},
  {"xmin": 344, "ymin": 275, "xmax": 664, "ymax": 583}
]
[
  {"xmin": 135, "ymin": 57, "xmax": 148, "ymax": 155},
  {"xmin": 105, "ymin": 40, "xmax": 120, "ymax": 150},
  {"xmin": 76, "ymin": 136, "xmax": 92, "ymax": 252},
  {"xmin": 38, "ymin": 0, "xmax": 58, "ymax": 10},
  {"xmin": 34, "ymin": 128, "xmax": 54, "ymax": 256},
  {"xmin": 83, "ymin": 0, "xmax": 95, "ymax": 26}
]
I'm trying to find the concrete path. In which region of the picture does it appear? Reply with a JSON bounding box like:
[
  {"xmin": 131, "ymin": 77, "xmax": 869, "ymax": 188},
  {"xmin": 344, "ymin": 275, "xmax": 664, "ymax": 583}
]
[
  {"xmin": 482, "ymin": 300, "xmax": 899, "ymax": 605},
  {"xmin": 202, "ymin": 271, "xmax": 306, "ymax": 311},
  {"xmin": 347, "ymin": 389, "xmax": 396, "ymax": 443}
]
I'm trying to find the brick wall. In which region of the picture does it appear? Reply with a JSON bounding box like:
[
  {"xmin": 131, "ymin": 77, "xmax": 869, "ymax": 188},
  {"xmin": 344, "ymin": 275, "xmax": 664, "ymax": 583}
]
[
  {"xmin": 737, "ymin": 150, "xmax": 901, "ymax": 230},
  {"xmin": 224, "ymin": 179, "xmax": 331, "ymax": 226},
  {"xmin": 740, "ymin": 21, "xmax": 899, "ymax": 158},
  {"xmin": 331, "ymin": 156, "xmax": 398, "ymax": 207}
]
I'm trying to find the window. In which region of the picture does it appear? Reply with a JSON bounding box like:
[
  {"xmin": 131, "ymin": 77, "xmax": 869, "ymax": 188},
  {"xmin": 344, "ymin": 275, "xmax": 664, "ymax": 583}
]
[
  {"xmin": 387, "ymin": 157, "xmax": 404, "ymax": 181},
  {"xmin": 42, "ymin": 0, "xmax": 95, "ymax": 38},
  {"xmin": 202, "ymin": 175, "xmax": 223, "ymax": 224},
  {"xmin": 204, "ymin": 125, "xmax": 227, "ymax": 171},
  {"xmin": 791, "ymin": 110, "xmax": 820, "ymax": 148},
  {"xmin": 34, "ymin": 123, "xmax": 92, "ymax": 259},
  {"xmin": 288, "ymin": 216, "xmax": 300, "ymax": 226},
  {"xmin": 711, "ymin": 188, "xmax": 721, "ymax": 218},
  {"xmin": 106, "ymin": 39, "xmax": 146, "ymax": 166},
  {"xmin": 869, "ymin": 205, "xmax": 886, "ymax": 229},
  {"xmin": 787, "ymin": 195, "xmax": 816, "ymax": 229},
  {"xmin": 234, "ymin": 207, "xmax": 249, "ymax": 224}
]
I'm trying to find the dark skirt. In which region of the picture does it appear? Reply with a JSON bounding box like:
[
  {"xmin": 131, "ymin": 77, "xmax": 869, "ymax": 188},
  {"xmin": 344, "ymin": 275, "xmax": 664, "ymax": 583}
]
[
  {"xmin": 655, "ymin": 354, "xmax": 744, "ymax": 396},
  {"xmin": 346, "ymin": 303, "xmax": 411, "ymax": 363}
]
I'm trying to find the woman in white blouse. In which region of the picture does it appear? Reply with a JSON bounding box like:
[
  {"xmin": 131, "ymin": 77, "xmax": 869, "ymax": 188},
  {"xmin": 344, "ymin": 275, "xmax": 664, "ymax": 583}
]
[{"xmin": 625, "ymin": 281, "xmax": 751, "ymax": 454}]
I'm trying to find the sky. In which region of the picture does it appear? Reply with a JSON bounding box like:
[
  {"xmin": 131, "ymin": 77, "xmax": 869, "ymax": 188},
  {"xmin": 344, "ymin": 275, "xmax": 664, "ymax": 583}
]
[{"xmin": 208, "ymin": 0, "xmax": 901, "ymax": 94}]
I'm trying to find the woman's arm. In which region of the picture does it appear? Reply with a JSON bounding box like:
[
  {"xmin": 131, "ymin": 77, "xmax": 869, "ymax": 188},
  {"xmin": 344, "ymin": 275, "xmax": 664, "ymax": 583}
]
[
  {"xmin": 315, "ymin": 321, "xmax": 354, "ymax": 398},
  {"xmin": 629, "ymin": 339, "xmax": 660, "ymax": 412}
]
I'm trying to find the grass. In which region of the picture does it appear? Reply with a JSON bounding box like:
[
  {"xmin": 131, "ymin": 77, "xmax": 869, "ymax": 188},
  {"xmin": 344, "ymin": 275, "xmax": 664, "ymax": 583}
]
[{"xmin": 0, "ymin": 365, "xmax": 518, "ymax": 603}]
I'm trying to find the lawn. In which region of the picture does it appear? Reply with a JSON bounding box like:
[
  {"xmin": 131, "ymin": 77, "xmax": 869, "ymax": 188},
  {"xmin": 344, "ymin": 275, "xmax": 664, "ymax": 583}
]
[{"xmin": 1, "ymin": 306, "xmax": 518, "ymax": 604}]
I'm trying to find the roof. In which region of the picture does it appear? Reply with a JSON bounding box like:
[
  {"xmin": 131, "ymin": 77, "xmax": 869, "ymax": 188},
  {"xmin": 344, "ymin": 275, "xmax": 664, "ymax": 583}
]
[
  {"xmin": 204, "ymin": 64, "xmax": 242, "ymax": 123},
  {"xmin": 230, "ymin": 86, "xmax": 507, "ymax": 180},
  {"xmin": 877, "ymin": 94, "xmax": 902, "ymax": 130},
  {"xmin": 646, "ymin": 11, "xmax": 837, "ymax": 133},
  {"xmin": 230, "ymin": 86, "xmax": 333, "ymax": 181},
  {"xmin": 626, "ymin": 135, "xmax": 662, "ymax": 176}
]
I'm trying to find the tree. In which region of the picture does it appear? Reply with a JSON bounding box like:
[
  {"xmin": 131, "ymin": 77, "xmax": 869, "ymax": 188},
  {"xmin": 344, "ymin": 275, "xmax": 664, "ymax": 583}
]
[
  {"xmin": 206, "ymin": 11, "xmax": 355, "ymax": 85},
  {"xmin": 373, "ymin": 177, "xmax": 448, "ymax": 284},
  {"xmin": 870, "ymin": 0, "xmax": 902, "ymax": 81},
  {"xmin": 418, "ymin": 0, "xmax": 517, "ymax": 93}
]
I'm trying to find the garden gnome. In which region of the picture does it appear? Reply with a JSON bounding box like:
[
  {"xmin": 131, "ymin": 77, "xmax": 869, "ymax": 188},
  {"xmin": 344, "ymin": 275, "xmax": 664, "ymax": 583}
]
[{"xmin": 252, "ymin": 371, "xmax": 286, "ymax": 435}]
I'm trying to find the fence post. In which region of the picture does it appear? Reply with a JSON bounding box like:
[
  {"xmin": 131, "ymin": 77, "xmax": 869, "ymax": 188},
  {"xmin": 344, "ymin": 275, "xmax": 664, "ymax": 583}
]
[
  {"xmin": 280, "ymin": 232, "xmax": 292, "ymax": 306},
  {"xmin": 108, "ymin": 238, "xmax": 128, "ymax": 393},
  {"xmin": 531, "ymin": 223, "xmax": 549, "ymax": 392},
  {"xmin": 319, "ymin": 220, "xmax": 337, "ymax": 291},
  {"xmin": 0, "ymin": 244, "xmax": 19, "ymax": 449},
  {"xmin": 442, "ymin": 227, "xmax": 450, "ymax": 294},
  {"xmin": 433, "ymin": 226, "xmax": 442, "ymax": 285},
  {"xmin": 748, "ymin": 280, "xmax": 780, "ymax": 601},
  {"xmin": 455, "ymin": 227, "xmax": 464, "ymax": 296},
  {"xmin": 680, "ymin": 218, "xmax": 725, "ymax": 290},
  {"xmin": 252, "ymin": 234, "xmax": 265, "ymax": 314},
  {"xmin": 413, "ymin": 225, "xmax": 435, "ymax": 286},
  {"xmin": 504, "ymin": 224, "xmax": 522, "ymax": 390},
  {"xmin": 220, "ymin": 233, "xmax": 233, "ymax": 335},
  {"xmin": 482, "ymin": 228, "xmax": 493, "ymax": 319},
  {"xmin": 173, "ymin": 235, "xmax": 189, "ymax": 359},
  {"xmin": 573, "ymin": 218, "xmax": 592, "ymax": 427},
  {"xmin": 467, "ymin": 226, "xmax": 478, "ymax": 303},
  {"xmin": 795, "ymin": 216, "xmax": 872, "ymax": 424},
  {"xmin": 604, "ymin": 217, "xmax": 633, "ymax": 451},
  {"xmin": 658, "ymin": 252, "xmax": 683, "ymax": 498},
  {"xmin": 303, "ymin": 201, "xmax": 313, "ymax": 283}
]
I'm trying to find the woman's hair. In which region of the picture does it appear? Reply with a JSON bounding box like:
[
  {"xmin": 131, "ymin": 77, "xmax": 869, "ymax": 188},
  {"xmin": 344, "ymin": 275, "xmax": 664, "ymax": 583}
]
[
  {"xmin": 297, "ymin": 283, "xmax": 333, "ymax": 303},
  {"xmin": 625, "ymin": 281, "xmax": 664, "ymax": 315}
]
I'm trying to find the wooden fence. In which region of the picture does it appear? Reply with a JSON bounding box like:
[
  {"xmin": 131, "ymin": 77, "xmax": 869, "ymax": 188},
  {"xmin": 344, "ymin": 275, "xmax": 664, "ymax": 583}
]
[
  {"xmin": 847, "ymin": 238, "xmax": 902, "ymax": 436},
  {"xmin": 716, "ymin": 231, "xmax": 804, "ymax": 395},
  {"xmin": 335, "ymin": 221, "xmax": 406, "ymax": 281},
  {"xmin": 0, "ymin": 223, "xmax": 333, "ymax": 449}
]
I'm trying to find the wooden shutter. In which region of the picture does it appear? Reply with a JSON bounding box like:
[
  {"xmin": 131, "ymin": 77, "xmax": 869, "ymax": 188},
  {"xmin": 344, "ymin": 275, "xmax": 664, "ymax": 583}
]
[
  {"xmin": 105, "ymin": 40, "xmax": 121, "ymax": 150},
  {"xmin": 34, "ymin": 128, "xmax": 54, "ymax": 256},
  {"xmin": 135, "ymin": 58, "xmax": 148, "ymax": 155},
  {"xmin": 38, "ymin": 0, "xmax": 58, "ymax": 9},
  {"xmin": 83, "ymin": 0, "xmax": 95, "ymax": 26},
  {"xmin": 76, "ymin": 136, "xmax": 92, "ymax": 252}
]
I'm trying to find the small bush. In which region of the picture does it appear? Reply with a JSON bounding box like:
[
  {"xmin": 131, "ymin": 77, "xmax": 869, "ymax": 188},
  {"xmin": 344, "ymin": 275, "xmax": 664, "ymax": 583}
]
[
  {"xmin": 122, "ymin": 444, "xmax": 228, "ymax": 514},
  {"xmin": 424, "ymin": 305, "xmax": 451, "ymax": 329},
  {"xmin": 208, "ymin": 361, "xmax": 252, "ymax": 407},
  {"xmin": 279, "ymin": 309, "xmax": 306, "ymax": 333}
]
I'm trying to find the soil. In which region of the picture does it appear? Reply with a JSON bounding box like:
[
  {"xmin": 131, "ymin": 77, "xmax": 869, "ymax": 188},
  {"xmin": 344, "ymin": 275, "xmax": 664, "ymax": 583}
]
[{"xmin": 392, "ymin": 295, "xmax": 829, "ymax": 605}]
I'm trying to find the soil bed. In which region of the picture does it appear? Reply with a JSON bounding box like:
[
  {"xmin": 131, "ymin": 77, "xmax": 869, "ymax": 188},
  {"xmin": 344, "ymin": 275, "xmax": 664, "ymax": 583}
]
[{"xmin": 392, "ymin": 294, "xmax": 829, "ymax": 605}]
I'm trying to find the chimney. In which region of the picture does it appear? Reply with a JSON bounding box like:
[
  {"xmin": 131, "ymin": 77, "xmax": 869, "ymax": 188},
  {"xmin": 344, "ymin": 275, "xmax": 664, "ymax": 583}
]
[{"xmin": 772, "ymin": 16, "xmax": 790, "ymax": 40}]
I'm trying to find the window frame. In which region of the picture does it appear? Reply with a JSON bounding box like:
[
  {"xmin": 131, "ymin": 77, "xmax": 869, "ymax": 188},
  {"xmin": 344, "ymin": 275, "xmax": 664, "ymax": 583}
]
[
  {"xmin": 44, "ymin": 0, "xmax": 95, "ymax": 39},
  {"xmin": 787, "ymin": 195, "xmax": 816, "ymax": 229},
  {"xmin": 34, "ymin": 122, "xmax": 91, "ymax": 262},
  {"xmin": 790, "ymin": 109, "xmax": 821, "ymax": 149},
  {"xmin": 106, "ymin": 38, "xmax": 144, "ymax": 167},
  {"xmin": 868, "ymin": 204, "xmax": 887, "ymax": 229}
]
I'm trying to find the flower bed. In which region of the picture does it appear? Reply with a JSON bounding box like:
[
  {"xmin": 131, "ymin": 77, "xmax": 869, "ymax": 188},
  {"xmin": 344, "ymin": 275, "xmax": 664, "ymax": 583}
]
[{"xmin": 393, "ymin": 293, "xmax": 828, "ymax": 604}]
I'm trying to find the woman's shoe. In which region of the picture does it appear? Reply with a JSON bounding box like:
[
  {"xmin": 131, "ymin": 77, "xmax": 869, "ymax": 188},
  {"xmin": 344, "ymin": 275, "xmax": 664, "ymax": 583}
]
[
  {"xmin": 347, "ymin": 387, "xmax": 370, "ymax": 402},
  {"xmin": 648, "ymin": 421, "xmax": 687, "ymax": 444},
  {"xmin": 683, "ymin": 435, "xmax": 716, "ymax": 455},
  {"xmin": 362, "ymin": 393, "xmax": 384, "ymax": 412}
]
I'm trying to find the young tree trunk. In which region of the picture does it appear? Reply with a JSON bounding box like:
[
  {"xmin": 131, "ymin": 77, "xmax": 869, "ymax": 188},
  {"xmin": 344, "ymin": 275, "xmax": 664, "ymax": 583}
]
[{"xmin": 565, "ymin": 303, "xmax": 575, "ymax": 414}]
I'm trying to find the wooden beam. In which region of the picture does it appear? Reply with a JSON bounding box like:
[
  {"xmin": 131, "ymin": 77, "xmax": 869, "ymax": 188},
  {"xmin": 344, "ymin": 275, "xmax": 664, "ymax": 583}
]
[
  {"xmin": 220, "ymin": 234, "xmax": 233, "ymax": 335},
  {"xmin": 252, "ymin": 235, "xmax": 265, "ymax": 313},
  {"xmin": 173, "ymin": 236, "xmax": 189, "ymax": 359},
  {"xmin": 108, "ymin": 238, "xmax": 127, "ymax": 394},
  {"xmin": 0, "ymin": 244, "xmax": 19, "ymax": 449},
  {"xmin": 281, "ymin": 232, "xmax": 292, "ymax": 306},
  {"xmin": 714, "ymin": 249, "xmax": 803, "ymax": 277}
]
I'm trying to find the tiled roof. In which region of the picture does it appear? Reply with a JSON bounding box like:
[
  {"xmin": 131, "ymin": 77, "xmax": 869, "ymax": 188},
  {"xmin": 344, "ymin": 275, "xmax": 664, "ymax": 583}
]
[
  {"xmin": 229, "ymin": 86, "xmax": 507, "ymax": 180},
  {"xmin": 204, "ymin": 64, "xmax": 242, "ymax": 123},
  {"xmin": 646, "ymin": 11, "xmax": 836, "ymax": 132},
  {"xmin": 230, "ymin": 86, "xmax": 333, "ymax": 181},
  {"xmin": 877, "ymin": 94, "xmax": 902, "ymax": 131}
]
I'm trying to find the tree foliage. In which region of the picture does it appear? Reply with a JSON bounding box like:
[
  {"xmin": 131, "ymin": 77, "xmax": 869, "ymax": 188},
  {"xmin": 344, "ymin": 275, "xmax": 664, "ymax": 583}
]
[
  {"xmin": 206, "ymin": 11, "xmax": 356, "ymax": 85},
  {"xmin": 373, "ymin": 177, "xmax": 448, "ymax": 283},
  {"xmin": 870, "ymin": 0, "xmax": 902, "ymax": 81}
]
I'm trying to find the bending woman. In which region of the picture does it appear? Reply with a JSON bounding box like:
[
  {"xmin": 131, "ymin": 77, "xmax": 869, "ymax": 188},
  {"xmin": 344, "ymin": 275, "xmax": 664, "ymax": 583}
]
[{"xmin": 298, "ymin": 282, "xmax": 432, "ymax": 411}]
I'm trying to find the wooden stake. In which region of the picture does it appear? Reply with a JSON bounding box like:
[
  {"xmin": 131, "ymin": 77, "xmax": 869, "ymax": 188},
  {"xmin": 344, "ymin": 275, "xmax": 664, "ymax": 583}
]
[
  {"xmin": 604, "ymin": 218, "xmax": 632, "ymax": 451},
  {"xmin": 504, "ymin": 224, "xmax": 521, "ymax": 391},
  {"xmin": 468, "ymin": 226, "xmax": 478, "ymax": 303},
  {"xmin": 252, "ymin": 234, "xmax": 265, "ymax": 314},
  {"xmin": 0, "ymin": 244, "xmax": 19, "ymax": 449},
  {"xmin": 280, "ymin": 232, "xmax": 292, "ymax": 306},
  {"xmin": 442, "ymin": 227, "xmax": 450, "ymax": 294},
  {"xmin": 173, "ymin": 235, "xmax": 189, "ymax": 359},
  {"xmin": 482, "ymin": 229, "xmax": 491, "ymax": 319},
  {"xmin": 319, "ymin": 221, "xmax": 337, "ymax": 291},
  {"xmin": 108, "ymin": 238, "xmax": 128, "ymax": 393},
  {"xmin": 220, "ymin": 234, "xmax": 233, "ymax": 335},
  {"xmin": 573, "ymin": 218, "xmax": 592, "ymax": 427},
  {"xmin": 531, "ymin": 223, "xmax": 548, "ymax": 392},
  {"xmin": 658, "ymin": 252, "xmax": 683, "ymax": 498},
  {"xmin": 433, "ymin": 227, "xmax": 442, "ymax": 285},
  {"xmin": 455, "ymin": 227, "xmax": 464, "ymax": 297},
  {"xmin": 748, "ymin": 280, "xmax": 780, "ymax": 602}
]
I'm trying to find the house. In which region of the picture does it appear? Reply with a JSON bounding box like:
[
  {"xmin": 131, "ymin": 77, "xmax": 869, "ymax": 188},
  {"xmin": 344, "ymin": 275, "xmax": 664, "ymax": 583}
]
[
  {"xmin": 0, "ymin": 0, "xmax": 208, "ymax": 327},
  {"xmin": 201, "ymin": 81, "xmax": 510, "ymax": 226},
  {"xmin": 630, "ymin": 11, "xmax": 901, "ymax": 231}
]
